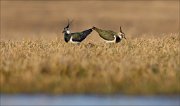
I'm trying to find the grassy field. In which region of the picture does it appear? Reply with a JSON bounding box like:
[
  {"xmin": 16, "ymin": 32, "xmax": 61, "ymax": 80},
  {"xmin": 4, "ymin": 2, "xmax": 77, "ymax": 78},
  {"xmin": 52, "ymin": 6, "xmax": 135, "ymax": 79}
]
[
  {"xmin": 0, "ymin": 33, "xmax": 179, "ymax": 94},
  {"xmin": 0, "ymin": 1, "xmax": 179, "ymax": 94}
]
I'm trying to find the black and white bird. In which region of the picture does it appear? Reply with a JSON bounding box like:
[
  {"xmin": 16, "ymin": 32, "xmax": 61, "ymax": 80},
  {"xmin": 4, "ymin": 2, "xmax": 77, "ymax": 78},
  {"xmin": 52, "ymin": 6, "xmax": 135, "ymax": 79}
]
[
  {"xmin": 92, "ymin": 26, "xmax": 126, "ymax": 43},
  {"xmin": 62, "ymin": 20, "xmax": 93, "ymax": 44}
]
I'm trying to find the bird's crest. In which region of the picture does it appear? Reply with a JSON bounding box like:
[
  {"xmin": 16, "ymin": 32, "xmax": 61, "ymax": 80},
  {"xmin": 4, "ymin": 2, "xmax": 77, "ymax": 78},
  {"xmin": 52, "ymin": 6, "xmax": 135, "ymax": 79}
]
[
  {"xmin": 63, "ymin": 19, "xmax": 73, "ymax": 34},
  {"xmin": 66, "ymin": 19, "xmax": 73, "ymax": 28},
  {"xmin": 119, "ymin": 26, "xmax": 126, "ymax": 39},
  {"xmin": 120, "ymin": 26, "xmax": 122, "ymax": 33}
]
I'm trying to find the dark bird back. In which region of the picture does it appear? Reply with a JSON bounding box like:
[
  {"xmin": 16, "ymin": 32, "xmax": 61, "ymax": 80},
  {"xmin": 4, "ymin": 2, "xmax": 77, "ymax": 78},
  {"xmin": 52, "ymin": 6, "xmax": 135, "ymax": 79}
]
[
  {"xmin": 62, "ymin": 20, "xmax": 93, "ymax": 44},
  {"xmin": 70, "ymin": 28, "xmax": 93, "ymax": 42}
]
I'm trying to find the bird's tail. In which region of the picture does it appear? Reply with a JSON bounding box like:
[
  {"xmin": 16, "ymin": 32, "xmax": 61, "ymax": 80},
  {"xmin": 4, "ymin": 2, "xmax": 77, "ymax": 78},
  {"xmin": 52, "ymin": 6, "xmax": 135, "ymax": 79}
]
[
  {"xmin": 92, "ymin": 26, "xmax": 99, "ymax": 32},
  {"xmin": 92, "ymin": 26, "xmax": 96, "ymax": 30},
  {"xmin": 80, "ymin": 28, "xmax": 93, "ymax": 41},
  {"xmin": 82, "ymin": 28, "xmax": 93, "ymax": 36}
]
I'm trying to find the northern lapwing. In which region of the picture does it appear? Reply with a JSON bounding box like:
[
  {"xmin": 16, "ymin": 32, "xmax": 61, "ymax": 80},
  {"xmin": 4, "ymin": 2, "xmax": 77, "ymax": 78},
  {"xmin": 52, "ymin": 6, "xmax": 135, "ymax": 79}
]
[
  {"xmin": 92, "ymin": 26, "xmax": 126, "ymax": 43},
  {"xmin": 62, "ymin": 20, "xmax": 93, "ymax": 44}
]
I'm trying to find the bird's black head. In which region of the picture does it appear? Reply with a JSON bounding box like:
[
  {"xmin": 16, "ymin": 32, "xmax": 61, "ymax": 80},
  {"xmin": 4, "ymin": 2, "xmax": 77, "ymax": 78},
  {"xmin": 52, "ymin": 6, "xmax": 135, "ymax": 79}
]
[
  {"xmin": 62, "ymin": 20, "xmax": 72, "ymax": 34},
  {"xmin": 118, "ymin": 26, "xmax": 126, "ymax": 39},
  {"xmin": 62, "ymin": 27, "xmax": 70, "ymax": 34}
]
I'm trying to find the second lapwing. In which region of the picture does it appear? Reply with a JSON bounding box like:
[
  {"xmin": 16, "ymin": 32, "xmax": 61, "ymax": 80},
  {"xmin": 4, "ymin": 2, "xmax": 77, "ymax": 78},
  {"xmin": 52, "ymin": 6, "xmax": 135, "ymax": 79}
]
[{"xmin": 92, "ymin": 26, "xmax": 126, "ymax": 43}]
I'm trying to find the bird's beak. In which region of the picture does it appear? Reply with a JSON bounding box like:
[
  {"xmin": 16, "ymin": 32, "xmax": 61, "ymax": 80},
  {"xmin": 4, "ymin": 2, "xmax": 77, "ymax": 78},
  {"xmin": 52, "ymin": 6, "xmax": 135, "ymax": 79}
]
[
  {"xmin": 62, "ymin": 30, "xmax": 65, "ymax": 33},
  {"xmin": 123, "ymin": 34, "xmax": 126, "ymax": 39}
]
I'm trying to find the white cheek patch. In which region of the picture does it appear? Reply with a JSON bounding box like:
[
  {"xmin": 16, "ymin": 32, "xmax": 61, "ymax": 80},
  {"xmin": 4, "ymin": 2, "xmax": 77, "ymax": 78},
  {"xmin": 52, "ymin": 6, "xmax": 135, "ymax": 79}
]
[
  {"xmin": 119, "ymin": 35, "xmax": 122, "ymax": 39},
  {"xmin": 66, "ymin": 30, "xmax": 70, "ymax": 34},
  {"xmin": 117, "ymin": 33, "xmax": 123, "ymax": 39}
]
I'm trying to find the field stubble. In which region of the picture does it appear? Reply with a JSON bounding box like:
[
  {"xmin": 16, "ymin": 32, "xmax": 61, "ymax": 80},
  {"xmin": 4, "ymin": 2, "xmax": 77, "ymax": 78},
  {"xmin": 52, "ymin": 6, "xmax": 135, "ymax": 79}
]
[{"xmin": 0, "ymin": 33, "xmax": 179, "ymax": 94}]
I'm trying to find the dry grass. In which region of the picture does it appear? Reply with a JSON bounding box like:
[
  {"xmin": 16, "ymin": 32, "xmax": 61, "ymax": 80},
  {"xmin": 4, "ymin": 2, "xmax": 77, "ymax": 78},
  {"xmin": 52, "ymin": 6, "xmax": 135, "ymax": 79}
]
[
  {"xmin": 0, "ymin": 33, "xmax": 179, "ymax": 94},
  {"xmin": 0, "ymin": 1, "xmax": 179, "ymax": 94}
]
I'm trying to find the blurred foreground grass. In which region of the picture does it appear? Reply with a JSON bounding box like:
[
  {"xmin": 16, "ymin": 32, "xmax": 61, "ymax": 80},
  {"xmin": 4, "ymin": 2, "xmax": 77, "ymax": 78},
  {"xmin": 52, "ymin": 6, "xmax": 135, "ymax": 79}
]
[{"xmin": 0, "ymin": 33, "xmax": 180, "ymax": 95}]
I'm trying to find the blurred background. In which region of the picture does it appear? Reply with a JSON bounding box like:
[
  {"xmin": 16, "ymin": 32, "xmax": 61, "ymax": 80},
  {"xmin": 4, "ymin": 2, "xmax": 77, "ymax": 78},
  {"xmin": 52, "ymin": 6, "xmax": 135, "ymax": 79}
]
[
  {"xmin": 0, "ymin": 1, "xmax": 179, "ymax": 40},
  {"xmin": 0, "ymin": 1, "xmax": 180, "ymax": 105}
]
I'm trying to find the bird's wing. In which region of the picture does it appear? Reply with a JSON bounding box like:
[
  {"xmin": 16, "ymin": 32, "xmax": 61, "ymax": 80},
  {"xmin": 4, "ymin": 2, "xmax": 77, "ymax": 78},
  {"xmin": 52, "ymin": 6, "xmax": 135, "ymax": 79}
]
[
  {"xmin": 98, "ymin": 30, "xmax": 117, "ymax": 40},
  {"xmin": 71, "ymin": 29, "xmax": 93, "ymax": 42},
  {"xmin": 107, "ymin": 30, "xmax": 117, "ymax": 35}
]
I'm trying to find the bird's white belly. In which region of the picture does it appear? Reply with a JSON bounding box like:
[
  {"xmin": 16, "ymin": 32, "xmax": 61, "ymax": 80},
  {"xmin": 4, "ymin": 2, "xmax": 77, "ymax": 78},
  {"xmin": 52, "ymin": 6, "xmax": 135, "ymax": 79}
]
[
  {"xmin": 69, "ymin": 36, "xmax": 80, "ymax": 44},
  {"xmin": 105, "ymin": 35, "xmax": 116, "ymax": 43}
]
